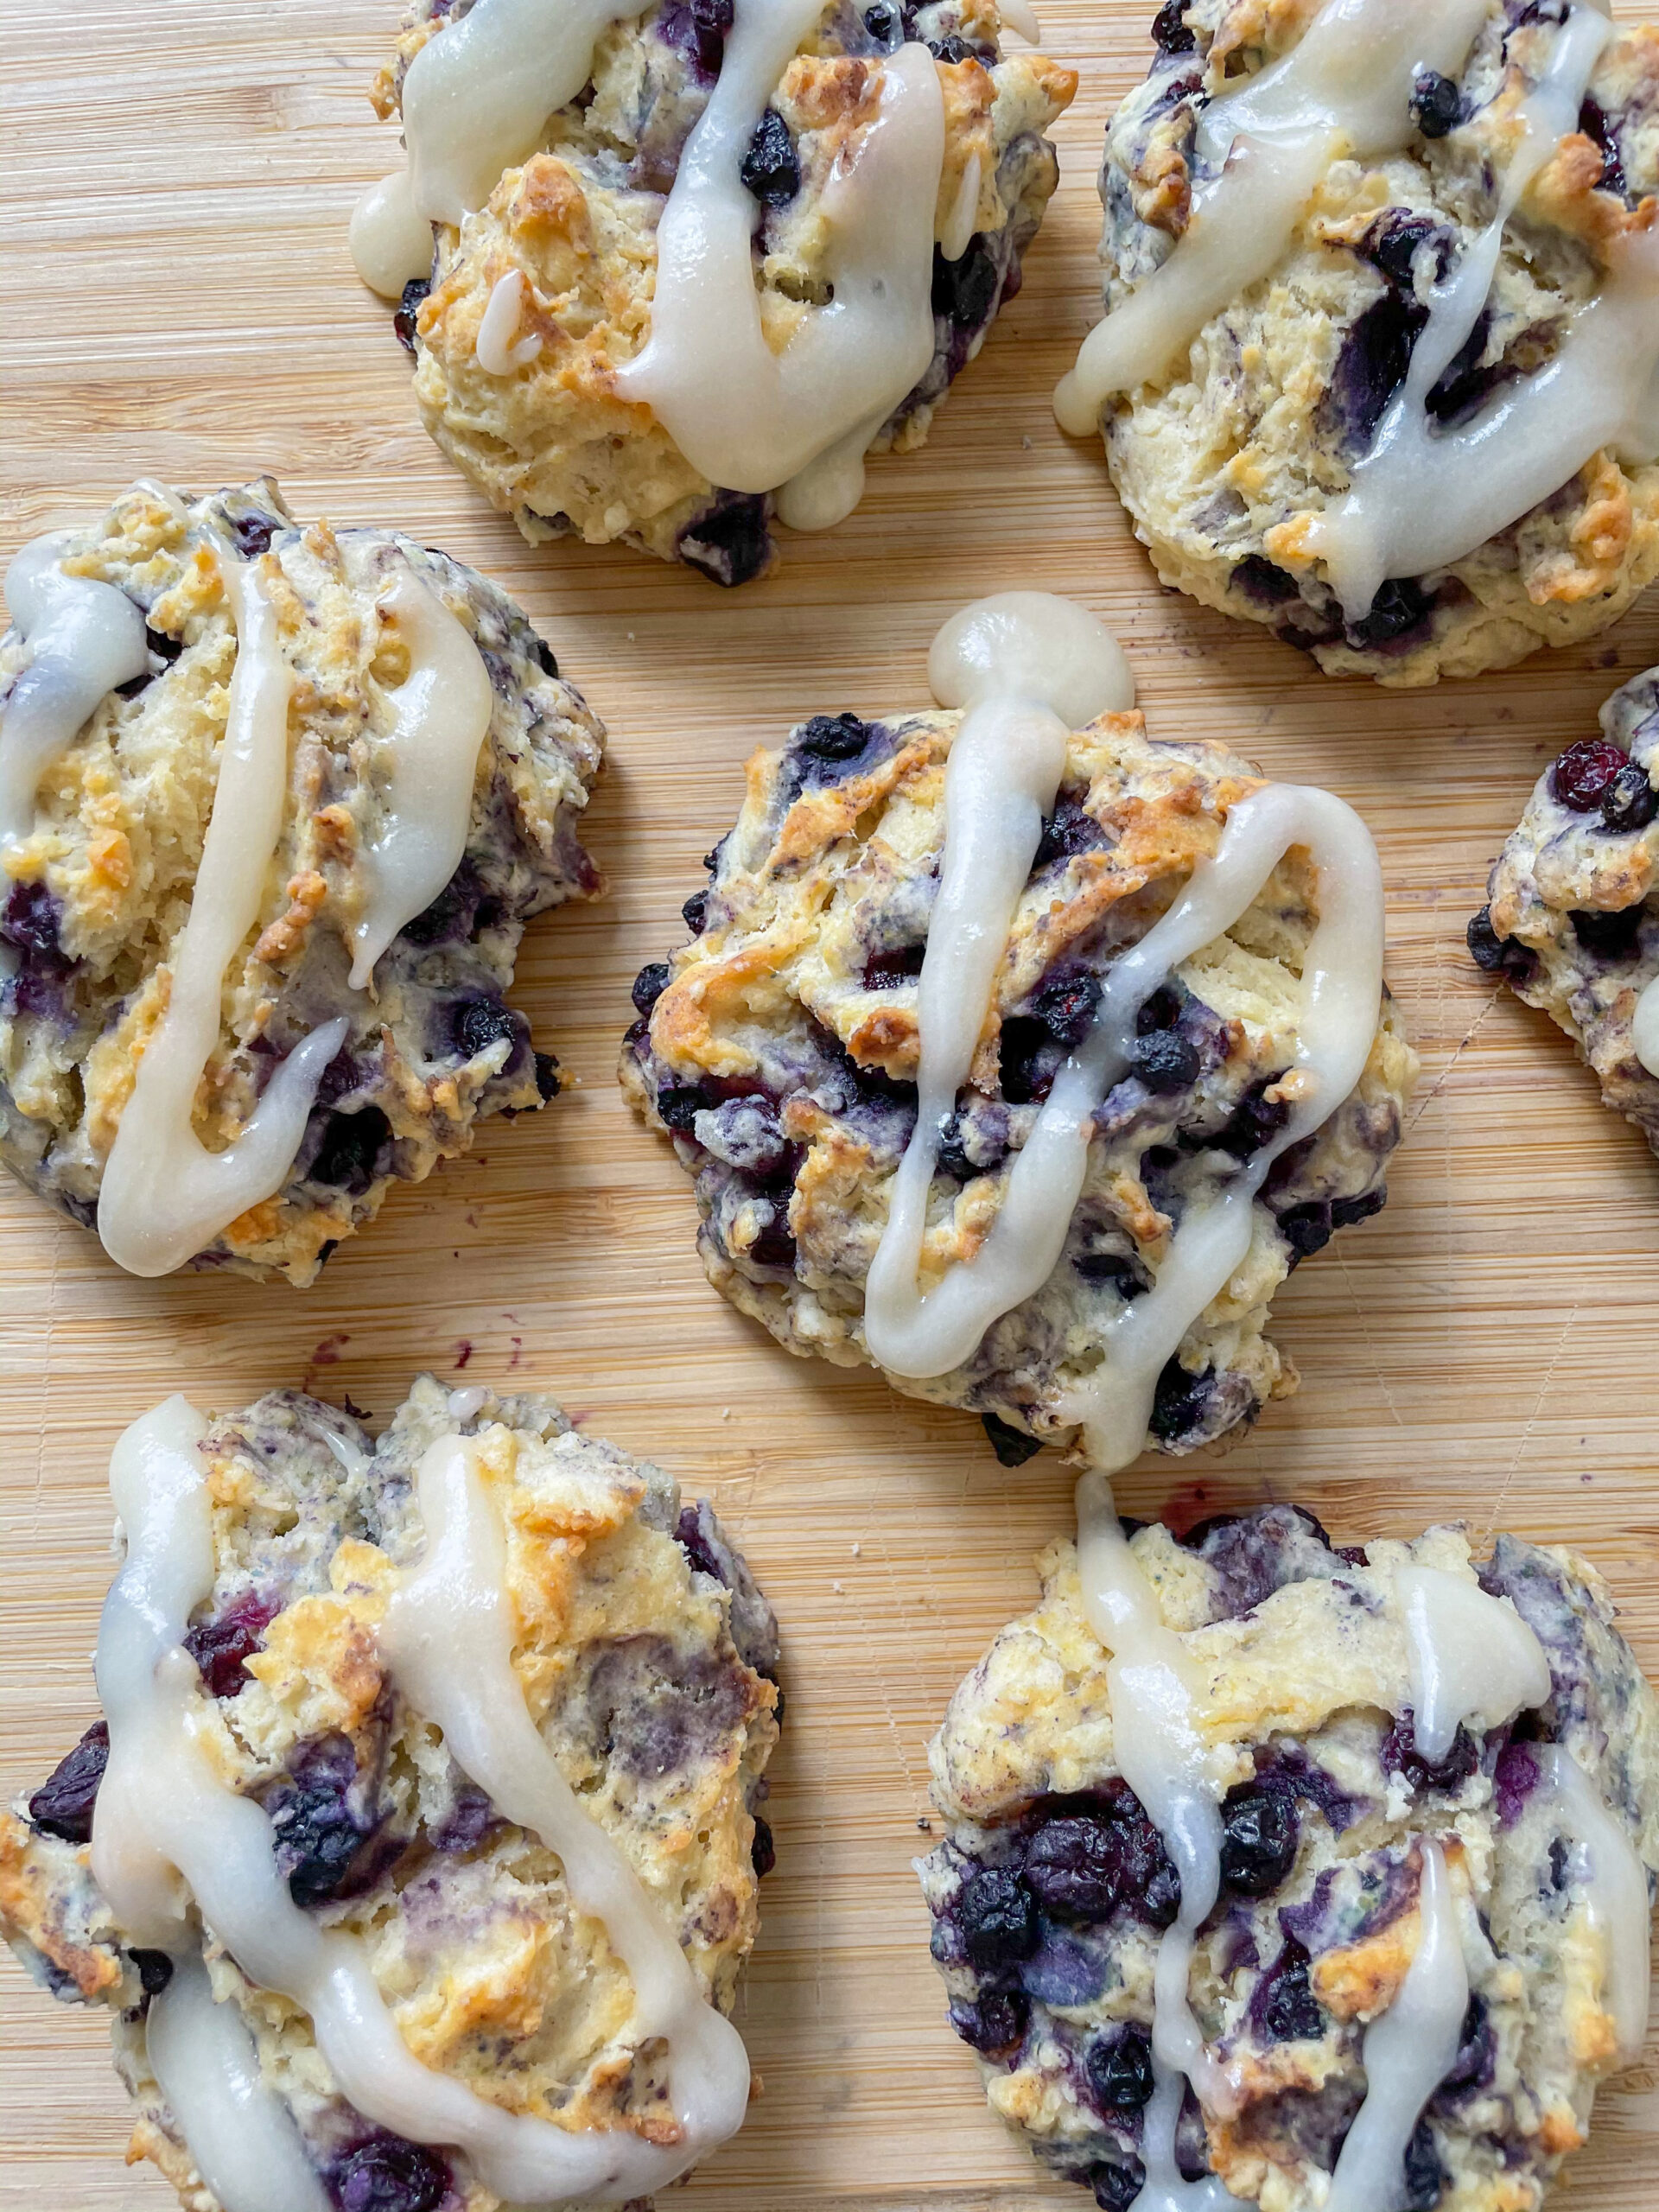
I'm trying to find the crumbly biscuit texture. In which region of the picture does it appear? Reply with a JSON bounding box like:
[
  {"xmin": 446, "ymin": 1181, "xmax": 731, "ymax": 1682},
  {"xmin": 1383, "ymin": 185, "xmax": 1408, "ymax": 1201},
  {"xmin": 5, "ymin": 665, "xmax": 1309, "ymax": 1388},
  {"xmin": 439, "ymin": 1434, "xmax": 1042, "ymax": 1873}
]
[
  {"xmin": 383, "ymin": 1, "xmax": 1076, "ymax": 582},
  {"xmin": 0, "ymin": 1376, "xmax": 781, "ymax": 2212},
  {"xmin": 1473, "ymin": 664, "xmax": 1659, "ymax": 1157},
  {"xmin": 920, "ymin": 1503, "xmax": 1659, "ymax": 2210},
  {"xmin": 621, "ymin": 702, "xmax": 1416, "ymax": 1462},
  {"xmin": 0, "ymin": 479, "xmax": 604, "ymax": 1284},
  {"xmin": 1091, "ymin": 0, "xmax": 1659, "ymax": 683}
]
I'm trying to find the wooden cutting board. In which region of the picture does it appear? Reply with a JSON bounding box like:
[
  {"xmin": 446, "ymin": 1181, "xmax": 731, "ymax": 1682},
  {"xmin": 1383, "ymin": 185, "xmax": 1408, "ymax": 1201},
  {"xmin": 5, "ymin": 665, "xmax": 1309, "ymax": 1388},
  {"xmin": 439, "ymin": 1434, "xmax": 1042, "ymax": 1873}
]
[{"xmin": 3, "ymin": 3, "xmax": 1657, "ymax": 2205}]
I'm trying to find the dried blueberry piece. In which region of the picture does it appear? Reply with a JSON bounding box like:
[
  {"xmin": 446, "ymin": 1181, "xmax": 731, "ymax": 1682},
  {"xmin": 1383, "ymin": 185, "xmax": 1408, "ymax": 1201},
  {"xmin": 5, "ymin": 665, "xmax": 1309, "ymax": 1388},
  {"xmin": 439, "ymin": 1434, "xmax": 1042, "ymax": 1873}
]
[
  {"xmin": 1074, "ymin": 1250, "xmax": 1148, "ymax": 1296},
  {"xmin": 1601, "ymin": 763, "xmax": 1657, "ymax": 833},
  {"xmin": 267, "ymin": 1736, "xmax": 381, "ymax": 1910},
  {"xmin": 1136, "ymin": 983, "xmax": 1184, "ymax": 1035},
  {"xmin": 632, "ymin": 961, "xmax": 673, "ymax": 1017},
  {"xmin": 1327, "ymin": 292, "xmax": 1427, "ymax": 445},
  {"xmin": 1211, "ymin": 1077, "xmax": 1291, "ymax": 1158},
  {"xmin": 1025, "ymin": 1814, "xmax": 1132, "ymax": 1921},
  {"xmin": 1148, "ymin": 1357, "xmax": 1215, "ymax": 1444},
  {"xmin": 229, "ymin": 512, "xmax": 281, "ymax": 559},
  {"xmin": 936, "ymin": 1111, "xmax": 976, "ymax": 1182},
  {"xmin": 956, "ymin": 1866, "xmax": 1039, "ymax": 1969},
  {"xmin": 1569, "ymin": 904, "xmax": 1645, "ymax": 960},
  {"xmin": 394, "ymin": 277, "xmax": 429, "ymax": 355},
  {"xmin": 930, "ymin": 34, "xmax": 976, "ymax": 63},
  {"xmin": 678, "ymin": 492, "xmax": 772, "ymax": 588},
  {"xmin": 1347, "ymin": 575, "xmax": 1434, "ymax": 652},
  {"xmin": 863, "ymin": 944, "xmax": 926, "ymax": 989},
  {"xmin": 863, "ymin": 2, "xmax": 900, "ymax": 41},
  {"xmin": 308, "ymin": 1106, "xmax": 391, "ymax": 1197},
  {"xmin": 656, "ymin": 1084, "xmax": 710, "ymax": 1134},
  {"xmin": 1219, "ymin": 1784, "xmax": 1299, "ymax": 1896},
  {"xmin": 115, "ymin": 626, "xmax": 186, "ymax": 699},
  {"xmin": 1033, "ymin": 971, "xmax": 1102, "ymax": 1049},
  {"xmin": 1086, "ymin": 2025, "xmax": 1155, "ymax": 2114},
  {"xmin": 1152, "ymin": 0, "xmax": 1196, "ymax": 54},
  {"xmin": 129, "ymin": 1948, "xmax": 175, "ymax": 1996},
  {"xmin": 1257, "ymin": 1937, "xmax": 1325, "ymax": 2043},
  {"xmin": 1034, "ymin": 795, "xmax": 1107, "ymax": 869},
  {"xmin": 1230, "ymin": 553, "xmax": 1301, "ymax": 607},
  {"xmin": 1092, "ymin": 2158, "xmax": 1147, "ymax": 2212},
  {"xmin": 1580, "ymin": 94, "xmax": 1627, "ymax": 200},
  {"xmin": 28, "ymin": 1722, "xmax": 110, "ymax": 1843},
  {"xmin": 1401, "ymin": 2117, "xmax": 1446, "ymax": 2211},
  {"xmin": 1411, "ymin": 70, "xmax": 1463, "ymax": 137},
  {"xmin": 684, "ymin": 0, "xmax": 734, "ymax": 77},
  {"xmin": 184, "ymin": 1594, "xmax": 278, "ymax": 1699},
  {"xmin": 982, "ymin": 1411, "xmax": 1043, "ymax": 1467},
  {"xmin": 681, "ymin": 887, "xmax": 709, "ymax": 936},
  {"xmin": 998, "ymin": 1014, "xmax": 1053, "ymax": 1104},
  {"xmin": 747, "ymin": 1206, "xmax": 797, "ymax": 1269},
  {"xmin": 1466, "ymin": 906, "xmax": 1538, "ymax": 984},
  {"xmin": 3, "ymin": 879, "xmax": 65, "ymax": 961},
  {"xmin": 741, "ymin": 108, "xmax": 799, "ymax": 206},
  {"xmin": 1381, "ymin": 1715, "xmax": 1480, "ymax": 1794},
  {"xmin": 796, "ymin": 711, "xmax": 871, "ymax": 766},
  {"xmin": 453, "ymin": 999, "xmax": 524, "ymax": 1065},
  {"xmin": 329, "ymin": 2133, "xmax": 450, "ymax": 2212},
  {"xmin": 1362, "ymin": 213, "xmax": 1446, "ymax": 290},
  {"xmin": 932, "ymin": 239, "xmax": 1001, "ymax": 331},
  {"xmin": 674, "ymin": 1503, "xmax": 728, "ymax": 1584},
  {"xmin": 752, "ymin": 1815, "xmax": 776, "ymax": 1878},
  {"xmin": 1440, "ymin": 1994, "xmax": 1493, "ymax": 2094},
  {"xmin": 1132, "ymin": 1032, "xmax": 1199, "ymax": 1091},
  {"xmin": 1552, "ymin": 737, "xmax": 1627, "ymax": 811},
  {"xmin": 950, "ymin": 1987, "xmax": 1028, "ymax": 2055},
  {"xmin": 532, "ymin": 1051, "xmax": 561, "ymax": 1103}
]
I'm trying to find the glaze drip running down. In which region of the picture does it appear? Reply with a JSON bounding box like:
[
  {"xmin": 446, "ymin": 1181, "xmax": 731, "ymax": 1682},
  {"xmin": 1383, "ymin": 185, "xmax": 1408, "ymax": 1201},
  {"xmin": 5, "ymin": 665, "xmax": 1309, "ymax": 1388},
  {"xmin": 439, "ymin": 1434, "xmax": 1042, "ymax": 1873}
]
[
  {"xmin": 90, "ymin": 1400, "xmax": 753, "ymax": 2205},
  {"xmin": 865, "ymin": 591, "xmax": 1384, "ymax": 1471},
  {"xmin": 1054, "ymin": 0, "xmax": 1659, "ymax": 620}
]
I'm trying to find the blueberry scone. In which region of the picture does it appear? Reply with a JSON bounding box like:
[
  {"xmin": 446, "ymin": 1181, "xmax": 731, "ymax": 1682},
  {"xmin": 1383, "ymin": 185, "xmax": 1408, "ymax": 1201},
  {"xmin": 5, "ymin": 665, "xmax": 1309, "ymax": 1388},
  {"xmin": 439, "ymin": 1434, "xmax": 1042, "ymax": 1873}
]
[
  {"xmin": 1057, "ymin": 0, "xmax": 1659, "ymax": 684},
  {"xmin": 621, "ymin": 593, "xmax": 1417, "ymax": 1471},
  {"xmin": 920, "ymin": 1501, "xmax": 1659, "ymax": 2211},
  {"xmin": 1471, "ymin": 664, "xmax": 1659, "ymax": 1159},
  {"xmin": 0, "ymin": 478, "xmax": 604, "ymax": 1285},
  {"xmin": 353, "ymin": 0, "xmax": 1076, "ymax": 584},
  {"xmin": 0, "ymin": 1374, "xmax": 781, "ymax": 2212}
]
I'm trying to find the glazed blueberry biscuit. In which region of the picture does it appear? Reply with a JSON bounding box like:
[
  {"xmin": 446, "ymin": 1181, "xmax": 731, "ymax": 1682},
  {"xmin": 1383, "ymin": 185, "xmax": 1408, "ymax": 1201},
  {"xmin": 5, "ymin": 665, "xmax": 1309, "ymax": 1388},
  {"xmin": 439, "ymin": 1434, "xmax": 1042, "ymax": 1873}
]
[
  {"xmin": 1058, "ymin": 0, "xmax": 1659, "ymax": 684},
  {"xmin": 0, "ymin": 1374, "xmax": 781, "ymax": 2212},
  {"xmin": 920, "ymin": 1503, "xmax": 1659, "ymax": 2211},
  {"xmin": 0, "ymin": 479, "xmax": 603, "ymax": 1284},
  {"xmin": 1471, "ymin": 664, "xmax": 1659, "ymax": 1158},
  {"xmin": 353, "ymin": 1, "xmax": 1076, "ymax": 583},
  {"xmin": 622, "ymin": 594, "xmax": 1417, "ymax": 1471}
]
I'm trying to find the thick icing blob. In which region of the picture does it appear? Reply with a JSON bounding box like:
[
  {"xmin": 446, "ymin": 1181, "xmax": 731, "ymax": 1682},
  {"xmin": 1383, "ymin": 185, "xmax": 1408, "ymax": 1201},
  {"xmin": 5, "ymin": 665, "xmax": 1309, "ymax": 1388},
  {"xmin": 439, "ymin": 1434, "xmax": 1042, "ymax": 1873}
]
[
  {"xmin": 0, "ymin": 532, "xmax": 148, "ymax": 852},
  {"xmin": 96, "ymin": 550, "xmax": 348, "ymax": 1276},
  {"xmin": 1634, "ymin": 974, "xmax": 1659, "ymax": 1078},
  {"xmin": 1397, "ymin": 1563, "xmax": 1552, "ymax": 1764},
  {"xmin": 1537, "ymin": 1745, "xmax": 1653, "ymax": 2063}
]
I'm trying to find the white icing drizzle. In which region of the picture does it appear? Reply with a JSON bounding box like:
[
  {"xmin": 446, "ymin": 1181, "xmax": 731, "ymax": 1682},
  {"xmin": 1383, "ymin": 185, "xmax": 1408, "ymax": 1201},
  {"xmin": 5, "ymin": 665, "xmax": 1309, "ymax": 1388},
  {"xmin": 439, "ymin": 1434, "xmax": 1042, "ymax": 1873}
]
[
  {"xmin": 146, "ymin": 1953, "xmax": 332, "ymax": 2212},
  {"xmin": 0, "ymin": 531, "xmax": 148, "ymax": 852},
  {"xmin": 349, "ymin": 0, "xmax": 635, "ymax": 299},
  {"xmin": 97, "ymin": 549, "xmax": 348, "ymax": 1276},
  {"xmin": 615, "ymin": 2, "xmax": 944, "ymax": 527},
  {"xmin": 1309, "ymin": 3, "xmax": 1642, "ymax": 619},
  {"xmin": 863, "ymin": 594, "xmax": 1135, "ymax": 1377},
  {"xmin": 998, "ymin": 0, "xmax": 1041, "ymax": 42},
  {"xmin": 1324, "ymin": 1840, "xmax": 1470, "ymax": 2212},
  {"xmin": 92, "ymin": 1402, "xmax": 752, "ymax": 2206},
  {"xmin": 347, "ymin": 559, "xmax": 494, "ymax": 989},
  {"xmin": 1397, "ymin": 1564, "xmax": 1552, "ymax": 1765},
  {"xmin": 1535, "ymin": 1745, "xmax": 1653, "ymax": 2063},
  {"xmin": 1053, "ymin": 0, "xmax": 1491, "ymax": 431},
  {"xmin": 1075, "ymin": 1473, "xmax": 1247, "ymax": 2211},
  {"xmin": 866, "ymin": 639, "xmax": 1383, "ymax": 1470},
  {"xmin": 1633, "ymin": 974, "xmax": 1659, "ymax": 1079},
  {"xmin": 942, "ymin": 151, "xmax": 982, "ymax": 263},
  {"xmin": 379, "ymin": 1433, "xmax": 752, "ymax": 2183},
  {"xmin": 474, "ymin": 269, "xmax": 543, "ymax": 375}
]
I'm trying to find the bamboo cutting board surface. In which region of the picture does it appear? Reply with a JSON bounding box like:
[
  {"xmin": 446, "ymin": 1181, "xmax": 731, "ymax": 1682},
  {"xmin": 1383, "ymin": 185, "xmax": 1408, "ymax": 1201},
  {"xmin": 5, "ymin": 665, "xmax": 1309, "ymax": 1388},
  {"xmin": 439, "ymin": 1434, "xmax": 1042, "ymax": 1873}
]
[{"xmin": 3, "ymin": 3, "xmax": 1659, "ymax": 2205}]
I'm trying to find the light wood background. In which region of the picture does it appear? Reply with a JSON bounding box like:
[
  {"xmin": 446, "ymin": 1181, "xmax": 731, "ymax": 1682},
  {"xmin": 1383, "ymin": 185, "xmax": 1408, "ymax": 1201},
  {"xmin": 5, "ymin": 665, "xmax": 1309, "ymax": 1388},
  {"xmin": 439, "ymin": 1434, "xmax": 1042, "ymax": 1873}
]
[{"xmin": 3, "ymin": 3, "xmax": 1658, "ymax": 2206}]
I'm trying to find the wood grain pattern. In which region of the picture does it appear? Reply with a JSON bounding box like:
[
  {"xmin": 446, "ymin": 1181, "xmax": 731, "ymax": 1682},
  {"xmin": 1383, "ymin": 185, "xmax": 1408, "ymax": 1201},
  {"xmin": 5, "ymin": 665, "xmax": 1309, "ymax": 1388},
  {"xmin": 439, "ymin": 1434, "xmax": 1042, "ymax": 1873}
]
[{"xmin": 3, "ymin": 3, "xmax": 1658, "ymax": 2204}]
